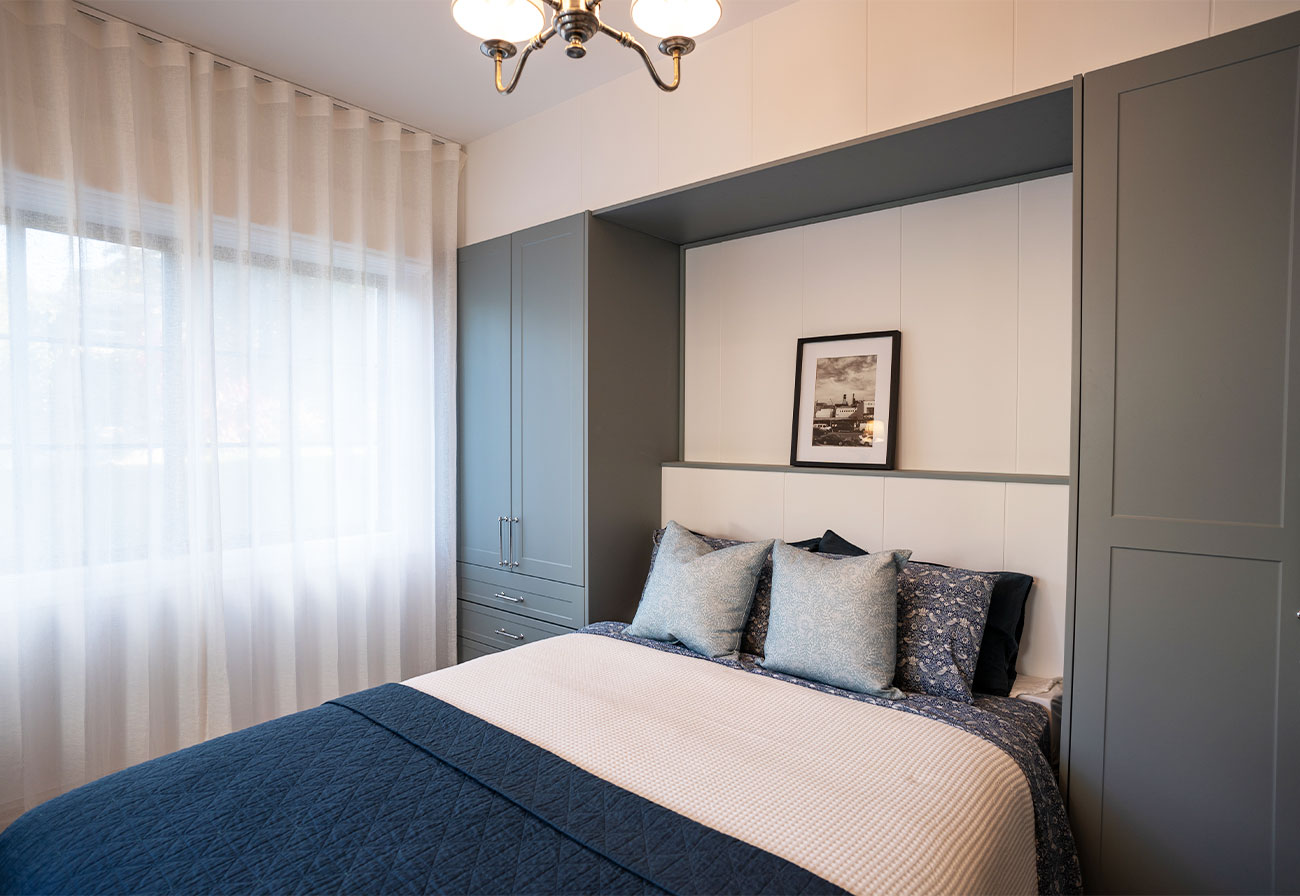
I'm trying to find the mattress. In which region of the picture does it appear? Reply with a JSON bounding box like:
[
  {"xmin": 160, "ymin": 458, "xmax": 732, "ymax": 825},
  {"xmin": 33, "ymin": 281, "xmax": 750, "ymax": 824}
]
[{"xmin": 0, "ymin": 627, "xmax": 1080, "ymax": 895}]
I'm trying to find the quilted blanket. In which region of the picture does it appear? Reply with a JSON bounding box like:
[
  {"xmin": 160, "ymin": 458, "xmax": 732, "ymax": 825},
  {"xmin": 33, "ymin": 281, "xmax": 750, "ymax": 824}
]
[{"xmin": 0, "ymin": 683, "xmax": 841, "ymax": 895}]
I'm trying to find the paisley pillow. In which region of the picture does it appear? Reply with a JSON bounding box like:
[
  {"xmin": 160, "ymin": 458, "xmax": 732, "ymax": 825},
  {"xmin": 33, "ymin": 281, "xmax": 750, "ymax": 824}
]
[
  {"xmin": 629, "ymin": 521, "xmax": 773, "ymax": 659},
  {"xmin": 760, "ymin": 542, "xmax": 910, "ymax": 699},
  {"xmin": 649, "ymin": 526, "xmax": 794, "ymax": 656}
]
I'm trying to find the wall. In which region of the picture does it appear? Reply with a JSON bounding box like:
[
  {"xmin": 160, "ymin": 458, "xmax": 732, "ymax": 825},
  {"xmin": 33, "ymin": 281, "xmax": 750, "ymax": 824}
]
[
  {"xmin": 666, "ymin": 174, "xmax": 1071, "ymax": 677},
  {"xmin": 684, "ymin": 176, "xmax": 1071, "ymax": 473},
  {"xmin": 461, "ymin": 0, "xmax": 1299, "ymax": 246}
]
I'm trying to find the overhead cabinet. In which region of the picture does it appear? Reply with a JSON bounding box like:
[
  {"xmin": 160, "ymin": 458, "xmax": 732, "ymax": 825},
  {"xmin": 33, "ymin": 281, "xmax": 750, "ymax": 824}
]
[{"xmin": 457, "ymin": 212, "xmax": 679, "ymax": 654}]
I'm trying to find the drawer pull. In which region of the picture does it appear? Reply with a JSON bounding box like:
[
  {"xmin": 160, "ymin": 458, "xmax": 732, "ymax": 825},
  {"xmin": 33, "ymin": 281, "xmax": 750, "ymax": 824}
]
[
  {"xmin": 494, "ymin": 628, "xmax": 525, "ymax": 641},
  {"xmin": 494, "ymin": 591, "xmax": 524, "ymax": 604}
]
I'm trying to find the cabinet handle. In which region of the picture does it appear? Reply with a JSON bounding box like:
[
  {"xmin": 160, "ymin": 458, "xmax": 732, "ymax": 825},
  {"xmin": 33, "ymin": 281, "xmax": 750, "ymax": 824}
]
[
  {"xmin": 495, "ymin": 591, "xmax": 524, "ymax": 604},
  {"xmin": 494, "ymin": 628, "xmax": 525, "ymax": 641},
  {"xmin": 497, "ymin": 516, "xmax": 507, "ymax": 566},
  {"xmin": 509, "ymin": 517, "xmax": 520, "ymax": 568}
]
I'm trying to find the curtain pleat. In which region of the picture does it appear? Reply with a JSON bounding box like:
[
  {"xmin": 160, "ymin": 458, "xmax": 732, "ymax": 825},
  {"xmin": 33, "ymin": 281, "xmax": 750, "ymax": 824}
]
[{"xmin": 0, "ymin": 0, "xmax": 461, "ymax": 829}]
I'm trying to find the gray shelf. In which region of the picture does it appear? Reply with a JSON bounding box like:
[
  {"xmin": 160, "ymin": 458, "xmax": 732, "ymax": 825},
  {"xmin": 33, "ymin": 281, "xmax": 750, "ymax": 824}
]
[
  {"xmin": 663, "ymin": 461, "xmax": 1069, "ymax": 486},
  {"xmin": 593, "ymin": 83, "xmax": 1074, "ymax": 246}
]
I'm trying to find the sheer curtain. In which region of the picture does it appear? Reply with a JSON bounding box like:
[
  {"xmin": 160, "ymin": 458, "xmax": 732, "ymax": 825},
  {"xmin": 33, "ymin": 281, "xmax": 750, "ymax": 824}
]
[{"xmin": 0, "ymin": 1, "xmax": 460, "ymax": 827}]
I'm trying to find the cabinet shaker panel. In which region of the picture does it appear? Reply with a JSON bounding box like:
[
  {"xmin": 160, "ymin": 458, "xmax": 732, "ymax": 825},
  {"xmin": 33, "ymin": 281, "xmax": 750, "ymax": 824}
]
[
  {"xmin": 511, "ymin": 217, "xmax": 586, "ymax": 586},
  {"xmin": 457, "ymin": 236, "xmax": 513, "ymax": 571}
]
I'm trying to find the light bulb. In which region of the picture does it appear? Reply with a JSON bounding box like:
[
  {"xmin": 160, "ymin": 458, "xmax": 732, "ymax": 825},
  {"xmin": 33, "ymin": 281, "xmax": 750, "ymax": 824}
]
[
  {"xmin": 451, "ymin": 0, "xmax": 546, "ymax": 42},
  {"xmin": 630, "ymin": 0, "xmax": 721, "ymax": 38}
]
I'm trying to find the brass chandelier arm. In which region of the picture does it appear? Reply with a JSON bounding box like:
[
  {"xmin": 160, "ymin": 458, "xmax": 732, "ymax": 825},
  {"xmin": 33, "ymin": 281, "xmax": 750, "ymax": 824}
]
[
  {"xmin": 597, "ymin": 23, "xmax": 685, "ymax": 92},
  {"xmin": 487, "ymin": 26, "xmax": 557, "ymax": 95}
]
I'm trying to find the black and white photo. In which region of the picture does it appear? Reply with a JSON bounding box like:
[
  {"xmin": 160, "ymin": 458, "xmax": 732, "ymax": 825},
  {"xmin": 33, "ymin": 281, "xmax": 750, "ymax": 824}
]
[{"xmin": 790, "ymin": 331, "xmax": 900, "ymax": 469}]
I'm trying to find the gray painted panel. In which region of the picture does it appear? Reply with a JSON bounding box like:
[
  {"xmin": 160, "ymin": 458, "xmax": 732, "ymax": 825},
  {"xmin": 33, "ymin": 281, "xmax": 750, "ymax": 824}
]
[
  {"xmin": 457, "ymin": 236, "xmax": 512, "ymax": 571},
  {"xmin": 1073, "ymin": 13, "xmax": 1300, "ymax": 893},
  {"xmin": 586, "ymin": 216, "xmax": 680, "ymax": 625},
  {"xmin": 661, "ymin": 461, "xmax": 1068, "ymax": 485},
  {"xmin": 1101, "ymin": 549, "xmax": 1278, "ymax": 894},
  {"xmin": 457, "ymin": 637, "xmax": 500, "ymax": 663},
  {"xmin": 512, "ymin": 216, "xmax": 586, "ymax": 586},
  {"xmin": 1111, "ymin": 49, "xmax": 1297, "ymax": 526},
  {"xmin": 594, "ymin": 84, "xmax": 1072, "ymax": 246},
  {"xmin": 459, "ymin": 572, "xmax": 580, "ymax": 629},
  {"xmin": 457, "ymin": 599, "xmax": 570, "ymax": 651}
]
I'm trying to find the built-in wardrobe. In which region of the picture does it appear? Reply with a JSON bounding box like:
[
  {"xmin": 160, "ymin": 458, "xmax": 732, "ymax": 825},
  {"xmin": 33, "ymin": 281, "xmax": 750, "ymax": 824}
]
[
  {"xmin": 456, "ymin": 213, "xmax": 678, "ymax": 659},
  {"xmin": 455, "ymin": 11, "xmax": 1299, "ymax": 890},
  {"xmin": 1068, "ymin": 14, "xmax": 1299, "ymax": 893}
]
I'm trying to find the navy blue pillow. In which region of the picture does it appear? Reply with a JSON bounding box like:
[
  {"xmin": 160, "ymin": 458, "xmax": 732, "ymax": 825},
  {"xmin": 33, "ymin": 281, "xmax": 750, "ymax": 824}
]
[{"xmin": 805, "ymin": 530, "xmax": 1032, "ymax": 698}]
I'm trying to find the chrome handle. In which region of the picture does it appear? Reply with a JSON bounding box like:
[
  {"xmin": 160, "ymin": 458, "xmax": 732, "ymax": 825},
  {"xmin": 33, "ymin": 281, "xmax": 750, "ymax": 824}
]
[
  {"xmin": 497, "ymin": 516, "xmax": 507, "ymax": 566},
  {"xmin": 495, "ymin": 591, "xmax": 524, "ymax": 604},
  {"xmin": 494, "ymin": 628, "xmax": 525, "ymax": 641},
  {"xmin": 509, "ymin": 517, "xmax": 520, "ymax": 568}
]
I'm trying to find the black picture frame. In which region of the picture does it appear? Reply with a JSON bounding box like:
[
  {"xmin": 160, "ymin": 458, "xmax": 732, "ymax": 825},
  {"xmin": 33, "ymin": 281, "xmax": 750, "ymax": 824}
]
[{"xmin": 789, "ymin": 330, "xmax": 901, "ymax": 470}]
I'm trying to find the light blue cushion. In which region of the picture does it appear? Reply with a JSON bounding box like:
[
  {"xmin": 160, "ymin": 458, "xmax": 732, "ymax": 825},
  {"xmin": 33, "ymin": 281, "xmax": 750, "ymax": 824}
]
[
  {"xmin": 626, "ymin": 520, "xmax": 773, "ymax": 659},
  {"xmin": 760, "ymin": 541, "xmax": 911, "ymax": 699}
]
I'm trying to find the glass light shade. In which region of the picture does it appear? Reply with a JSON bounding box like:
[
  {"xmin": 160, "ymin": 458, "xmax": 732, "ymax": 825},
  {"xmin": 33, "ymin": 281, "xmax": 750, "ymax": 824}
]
[
  {"xmin": 630, "ymin": 0, "xmax": 721, "ymax": 38},
  {"xmin": 451, "ymin": 0, "xmax": 546, "ymax": 42}
]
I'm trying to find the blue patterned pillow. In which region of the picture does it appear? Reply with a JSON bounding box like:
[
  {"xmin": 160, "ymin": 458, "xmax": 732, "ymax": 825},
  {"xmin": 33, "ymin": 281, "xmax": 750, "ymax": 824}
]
[
  {"xmin": 760, "ymin": 543, "xmax": 910, "ymax": 698},
  {"xmin": 629, "ymin": 521, "xmax": 774, "ymax": 659},
  {"xmin": 894, "ymin": 564, "xmax": 998, "ymax": 703},
  {"xmin": 650, "ymin": 526, "xmax": 796, "ymax": 657}
]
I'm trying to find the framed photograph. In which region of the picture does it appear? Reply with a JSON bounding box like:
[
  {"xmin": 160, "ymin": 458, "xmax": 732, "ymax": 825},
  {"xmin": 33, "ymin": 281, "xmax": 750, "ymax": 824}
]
[{"xmin": 789, "ymin": 330, "xmax": 901, "ymax": 470}]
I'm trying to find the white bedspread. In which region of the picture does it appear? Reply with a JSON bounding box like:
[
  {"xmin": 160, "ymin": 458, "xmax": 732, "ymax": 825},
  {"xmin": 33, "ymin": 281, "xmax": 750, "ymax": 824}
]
[{"xmin": 403, "ymin": 632, "xmax": 1037, "ymax": 896}]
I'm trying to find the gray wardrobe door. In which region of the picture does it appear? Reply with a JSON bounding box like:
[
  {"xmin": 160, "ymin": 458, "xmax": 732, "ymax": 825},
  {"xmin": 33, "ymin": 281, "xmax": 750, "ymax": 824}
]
[
  {"xmin": 457, "ymin": 236, "xmax": 513, "ymax": 571},
  {"xmin": 510, "ymin": 215, "xmax": 586, "ymax": 586},
  {"xmin": 1073, "ymin": 15, "xmax": 1300, "ymax": 894}
]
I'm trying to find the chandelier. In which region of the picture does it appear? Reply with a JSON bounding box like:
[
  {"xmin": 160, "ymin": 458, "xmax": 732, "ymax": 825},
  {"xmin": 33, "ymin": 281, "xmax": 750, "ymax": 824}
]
[{"xmin": 451, "ymin": 0, "xmax": 722, "ymax": 94}]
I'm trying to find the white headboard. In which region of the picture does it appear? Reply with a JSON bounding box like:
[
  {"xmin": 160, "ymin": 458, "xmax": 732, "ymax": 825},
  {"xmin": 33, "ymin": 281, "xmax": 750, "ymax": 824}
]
[{"xmin": 661, "ymin": 465, "xmax": 1068, "ymax": 679}]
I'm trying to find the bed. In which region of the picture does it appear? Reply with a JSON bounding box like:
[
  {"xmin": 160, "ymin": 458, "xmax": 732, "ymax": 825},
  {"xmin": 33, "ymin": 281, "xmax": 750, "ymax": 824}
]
[{"xmin": 0, "ymin": 528, "xmax": 1082, "ymax": 895}]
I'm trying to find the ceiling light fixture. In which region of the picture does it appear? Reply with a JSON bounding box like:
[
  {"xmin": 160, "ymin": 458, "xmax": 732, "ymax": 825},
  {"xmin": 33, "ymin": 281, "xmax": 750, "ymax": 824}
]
[{"xmin": 451, "ymin": 0, "xmax": 722, "ymax": 94}]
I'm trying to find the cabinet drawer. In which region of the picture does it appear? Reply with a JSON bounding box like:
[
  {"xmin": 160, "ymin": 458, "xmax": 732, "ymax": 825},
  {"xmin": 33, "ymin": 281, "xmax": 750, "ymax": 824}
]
[
  {"xmin": 458, "ymin": 569, "xmax": 582, "ymax": 628},
  {"xmin": 457, "ymin": 600, "xmax": 570, "ymax": 652},
  {"xmin": 457, "ymin": 637, "xmax": 500, "ymax": 664}
]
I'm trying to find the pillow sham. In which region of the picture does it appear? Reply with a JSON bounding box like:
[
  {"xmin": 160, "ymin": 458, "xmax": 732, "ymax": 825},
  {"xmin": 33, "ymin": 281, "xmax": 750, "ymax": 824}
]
[
  {"xmin": 894, "ymin": 564, "xmax": 997, "ymax": 703},
  {"xmin": 794, "ymin": 530, "xmax": 1035, "ymax": 698},
  {"xmin": 629, "ymin": 521, "xmax": 774, "ymax": 659},
  {"xmin": 968, "ymin": 571, "xmax": 1033, "ymax": 696},
  {"xmin": 650, "ymin": 525, "xmax": 798, "ymax": 657},
  {"xmin": 760, "ymin": 543, "xmax": 910, "ymax": 699}
]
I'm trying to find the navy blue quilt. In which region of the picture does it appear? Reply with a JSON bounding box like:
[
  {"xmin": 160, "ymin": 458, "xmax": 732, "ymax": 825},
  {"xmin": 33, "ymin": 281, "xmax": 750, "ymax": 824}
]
[{"xmin": 0, "ymin": 684, "xmax": 842, "ymax": 895}]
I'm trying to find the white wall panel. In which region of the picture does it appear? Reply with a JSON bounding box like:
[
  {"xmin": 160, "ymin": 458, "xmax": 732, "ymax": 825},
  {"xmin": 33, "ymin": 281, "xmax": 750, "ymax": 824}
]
[
  {"xmin": 1211, "ymin": 0, "xmax": 1300, "ymax": 32},
  {"xmin": 660, "ymin": 466, "xmax": 785, "ymax": 540},
  {"xmin": 899, "ymin": 186, "xmax": 1020, "ymax": 473},
  {"xmin": 881, "ymin": 477, "xmax": 1007, "ymax": 571},
  {"xmin": 866, "ymin": 0, "xmax": 1013, "ymax": 135},
  {"xmin": 462, "ymin": 96, "xmax": 584, "ymax": 246},
  {"xmin": 1004, "ymin": 483, "xmax": 1069, "ymax": 677},
  {"xmin": 683, "ymin": 242, "xmax": 727, "ymax": 461},
  {"xmin": 752, "ymin": 0, "xmax": 867, "ymax": 164},
  {"xmin": 1014, "ymin": 0, "xmax": 1209, "ymax": 93},
  {"xmin": 716, "ymin": 229, "xmax": 803, "ymax": 464},
  {"xmin": 661, "ymin": 468, "xmax": 1069, "ymax": 675},
  {"xmin": 1017, "ymin": 175, "xmax": 1073, "ymax": 474},
  {"xmin": 801, "ymin": 208, "xmax": 902, "ymax": 337},
  {"xmin": 658, "ymin": 23, "xmax": 754, "ymax": 191},
  {"xmin": 782, "ymin": 472, "xmax": 886, "ymax": 550},
  {"xmin": 580, "ymin": 71, "xmax": 659, "ymax": 213}
]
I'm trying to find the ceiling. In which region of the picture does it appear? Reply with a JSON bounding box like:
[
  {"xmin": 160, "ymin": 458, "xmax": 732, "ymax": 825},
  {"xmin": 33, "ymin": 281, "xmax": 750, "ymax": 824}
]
[{"xmin": 88, "ymin": 0, "xmax": 795, "ymax": 145}]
